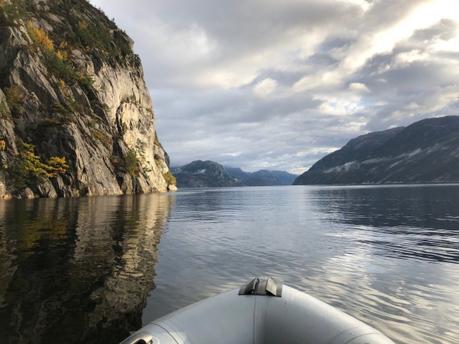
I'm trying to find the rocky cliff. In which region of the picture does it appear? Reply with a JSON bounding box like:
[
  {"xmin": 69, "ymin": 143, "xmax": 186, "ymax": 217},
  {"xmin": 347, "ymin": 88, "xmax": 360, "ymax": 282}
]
[
  {"xmin": 294, "ymin": 116, "xmax": 459, "ymax": 185},
  {"xmin": 0, "ymin": 0, "xmax": 175, "ymax": 199}
]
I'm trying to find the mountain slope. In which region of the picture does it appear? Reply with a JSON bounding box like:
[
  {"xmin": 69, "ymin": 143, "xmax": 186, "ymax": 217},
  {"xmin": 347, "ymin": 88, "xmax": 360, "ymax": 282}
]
[
  {"xmin": 0, "ymin": 0, "xmax": 175, "ymax": 198},
  {"xmin": 294, "ymin": 116, "xmax": 459, "ymax": 185},
  {"xmin": 174, "ymin": 161, "xmax": 297, "ymax": 187},
  {"xmin": 224, "ymin": 167, "xmax": 248, "ymax": 184},
  {"xmin": 227, "ymin": 168, "xmax": 297, "ymax": 186},
  {"xmin": 173, "ymin": 160, "xmax": 240, "ymax": 188}
]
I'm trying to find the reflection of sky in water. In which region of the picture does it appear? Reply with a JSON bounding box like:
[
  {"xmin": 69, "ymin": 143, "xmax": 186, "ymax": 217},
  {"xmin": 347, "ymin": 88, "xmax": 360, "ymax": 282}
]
[
  {"xmin": 145, "ymin": 185, "xmax": 459, "ymax": 344},
  {"xmin": 0, "ymin": 185, "xmax": 458, "ymax": 343}
]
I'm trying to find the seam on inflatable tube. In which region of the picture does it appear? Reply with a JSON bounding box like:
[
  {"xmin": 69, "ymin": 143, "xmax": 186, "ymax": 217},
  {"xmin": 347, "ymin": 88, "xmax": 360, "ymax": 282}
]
[
  {"xmin": 152, "ymin": 323, "xmax": 181, "ymax": 344},
  {"xmin": 327, "ymin": 326, "xmax": 365, "ymax": 344},
  {"xmin": 343, "ymin": 332, "xmax": 379, "ymax": 344}
]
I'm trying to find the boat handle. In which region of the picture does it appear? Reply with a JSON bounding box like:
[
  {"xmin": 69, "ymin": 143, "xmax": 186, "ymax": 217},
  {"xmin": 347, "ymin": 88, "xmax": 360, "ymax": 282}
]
[{"xmin": 119, "ymin": 331, "xmax": 154, "ymax": 344}]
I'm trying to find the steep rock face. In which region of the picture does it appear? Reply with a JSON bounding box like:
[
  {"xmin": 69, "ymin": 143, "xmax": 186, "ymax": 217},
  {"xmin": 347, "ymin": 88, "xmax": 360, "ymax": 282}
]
[
  {"xmin": 294, "ymin": 116, "xmax": 459, "ymax": 185},
  {"xmin": 0, "ymin": 0, "xmax": 175, "ymax": 198}
]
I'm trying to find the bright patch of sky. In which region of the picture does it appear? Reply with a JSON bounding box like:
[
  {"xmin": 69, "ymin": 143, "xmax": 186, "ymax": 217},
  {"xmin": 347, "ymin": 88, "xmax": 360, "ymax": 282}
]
[{"xmin": 90, "ymin": 0, "xmax": 459, "ymax": 173}]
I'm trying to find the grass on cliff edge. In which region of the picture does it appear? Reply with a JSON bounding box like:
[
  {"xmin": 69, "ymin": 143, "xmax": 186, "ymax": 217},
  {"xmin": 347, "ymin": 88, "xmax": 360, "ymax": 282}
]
[
  {"xmin": 26, "ymin": 21, "xmax": 94, "ymax": 87},
  {"xmin": 163, "ymin": 171, "xmax": 176, "ymax": 186},
  {"xmin": 9, "ymin": 142, "xmax": 69, "ymax": 190}
]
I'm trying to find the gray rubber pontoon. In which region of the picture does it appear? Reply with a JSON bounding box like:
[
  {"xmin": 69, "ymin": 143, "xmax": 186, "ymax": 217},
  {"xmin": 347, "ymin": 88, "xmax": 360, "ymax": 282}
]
[{"xmin": 121, "ymin": 278, "xmax": 395, "ymax": 344}]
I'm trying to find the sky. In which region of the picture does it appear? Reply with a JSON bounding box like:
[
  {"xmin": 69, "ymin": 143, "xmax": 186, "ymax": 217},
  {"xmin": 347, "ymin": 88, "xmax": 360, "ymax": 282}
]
[{"xmin": 90, "ymin": 0, "xmax": 459, "ymax": 174}]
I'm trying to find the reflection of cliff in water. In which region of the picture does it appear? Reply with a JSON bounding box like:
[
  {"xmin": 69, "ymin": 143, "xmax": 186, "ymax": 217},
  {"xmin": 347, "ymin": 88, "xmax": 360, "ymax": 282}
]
[
  {"xmin": 0, "ymin": 194, "xmax": 172, "ymax": 344},
  {"xmin": 310, "ymin": 186, "xmax": 459, "ymax": 263}
]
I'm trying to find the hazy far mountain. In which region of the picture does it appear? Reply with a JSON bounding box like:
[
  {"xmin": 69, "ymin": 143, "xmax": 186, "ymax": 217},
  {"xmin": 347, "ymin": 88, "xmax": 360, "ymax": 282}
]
[
  {"xmin": 172, "ymin": 161, "xmax": 240, "ymax": 188},
  {"xmin": 228, "ymin": 168, "xmax": 298, "ymax": 186},
  {"xmin": 173, "ymin": 161, "xmax": 297, "ymax": 188}
]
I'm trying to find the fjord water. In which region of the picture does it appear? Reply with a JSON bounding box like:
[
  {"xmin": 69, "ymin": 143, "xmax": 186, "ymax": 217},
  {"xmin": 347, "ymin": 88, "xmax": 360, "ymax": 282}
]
[{"xmin": 1, "ymin": 186, "xmax": 458, "ymax": 343}]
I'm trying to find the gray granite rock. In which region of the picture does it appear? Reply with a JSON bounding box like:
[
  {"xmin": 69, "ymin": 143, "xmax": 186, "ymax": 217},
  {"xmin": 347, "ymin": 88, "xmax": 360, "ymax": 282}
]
[{"xmin": 0, "ymin": 0, "xmax": 176, "ymax": 198}]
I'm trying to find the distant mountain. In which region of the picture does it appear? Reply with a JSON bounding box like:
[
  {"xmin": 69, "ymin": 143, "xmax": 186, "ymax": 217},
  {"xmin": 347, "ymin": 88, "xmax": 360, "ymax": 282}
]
[
  {"xmin": 172, "ymin": 160, "xmax": 240, "ymax": 188},
  {"xmin": 294, "ymin": 116, "xmax": 459, "ymax": 185},
  {"xmin": 224, "ymin": 167, "xmax": 297, "ymax": 186},
  {"xmin": 173, "ymin": 161, "xmax": 297, "ymax": 188},
  {"xmin": 240, "ymin": 169, "xmax": 297, "ymax": 186},
  {"xmin": 224, "ymin": 167, "xmax": 248, "ymax": 183}
]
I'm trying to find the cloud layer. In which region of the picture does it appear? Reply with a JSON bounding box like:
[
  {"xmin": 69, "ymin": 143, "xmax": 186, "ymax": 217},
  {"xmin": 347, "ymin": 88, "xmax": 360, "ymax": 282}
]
[{"xmin": 90, "ymin": 0, "xmax": 459, "ymax": 173}]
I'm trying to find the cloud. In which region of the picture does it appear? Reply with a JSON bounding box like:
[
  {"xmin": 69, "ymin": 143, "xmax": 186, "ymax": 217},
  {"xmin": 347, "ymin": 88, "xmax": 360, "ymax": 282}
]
[
  {"xmin": 90, "ymin": 0, "xmax": 459, "ymax": 173},
  {"xmin": 349, "ymin": 82, "xmax": 370, "ymax": 93},
  {"xmin": 253, "ymin": 78, "xmax": 278, "ymax": 97}
]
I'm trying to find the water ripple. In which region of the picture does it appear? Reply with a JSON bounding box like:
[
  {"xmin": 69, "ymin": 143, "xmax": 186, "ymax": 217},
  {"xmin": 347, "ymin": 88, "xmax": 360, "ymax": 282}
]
[{"xmin": 144, "ymin": 185, "xmax": 459, "ymax": 344}]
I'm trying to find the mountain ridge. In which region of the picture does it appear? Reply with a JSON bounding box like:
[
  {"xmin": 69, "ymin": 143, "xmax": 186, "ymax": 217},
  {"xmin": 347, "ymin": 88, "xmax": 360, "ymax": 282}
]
[
  {"xmin": 294, "ymin": 116, "xmax": 459, "ymax": 185},
  {"xmin": 173, "ymin": 160, "xmax": 297, "ymax": 188}
]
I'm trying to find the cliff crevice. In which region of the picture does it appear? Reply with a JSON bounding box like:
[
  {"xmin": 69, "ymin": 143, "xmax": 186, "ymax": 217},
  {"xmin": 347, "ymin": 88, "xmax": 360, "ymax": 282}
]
[{"xmin": 0, "ymin": 0, "xmax": 176, "ymax": 199}]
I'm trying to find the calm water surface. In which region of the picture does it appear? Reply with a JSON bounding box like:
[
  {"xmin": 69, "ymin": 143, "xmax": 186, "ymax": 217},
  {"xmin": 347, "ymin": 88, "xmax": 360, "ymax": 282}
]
[{"xmin": 1, "ymin": 185, "xmax": 459, "ymax": 343}]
